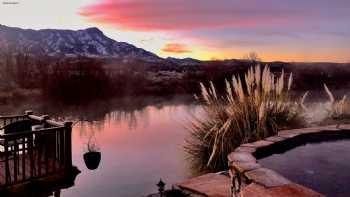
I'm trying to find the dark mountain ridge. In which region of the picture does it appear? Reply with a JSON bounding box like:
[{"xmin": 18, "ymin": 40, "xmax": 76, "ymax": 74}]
[{"xmin": 0, "ymin": 24, "xmax": 162, "ymax": 62}]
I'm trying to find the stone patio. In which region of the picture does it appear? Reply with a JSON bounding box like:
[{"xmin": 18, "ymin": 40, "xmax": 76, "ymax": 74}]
[
  {"xmin": 241, "ymin": 183, "xmax": 325, "ymax": 197},
  {"xmin": 177, "ymin": 173, "xmax": 231, "ymax": 197}
]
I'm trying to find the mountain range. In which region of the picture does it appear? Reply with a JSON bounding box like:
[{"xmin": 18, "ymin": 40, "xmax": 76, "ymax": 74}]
[
  {"xmin": 1, "ymin": 25, "xmax": 342, "ymax": 70},
  {"xmin": 0, "ymin": 24, "xmax": 170, "ymax": 63}
]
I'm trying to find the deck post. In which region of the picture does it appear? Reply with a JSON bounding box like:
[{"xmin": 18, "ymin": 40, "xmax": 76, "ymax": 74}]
[
  {"xmin": 25, "ymin": 110, "xmax": 33, "ymax": 116},
  {"xmin": 64, "ymin": 121, "xmax": 73, "ymax": 169},
  {"xmin": 4, "ymin": 140, "xmax": 10, "ymax": 185},
  {"xmin": 41, "ymin": 115, "xmax": 50, "ymax": 126}
]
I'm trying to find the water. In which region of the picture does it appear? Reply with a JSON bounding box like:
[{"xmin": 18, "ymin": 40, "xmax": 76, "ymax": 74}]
[
  {"xmin": 0, "ymin": 96, "xmax": 201, "ymax": 197},
  {"xmin": 259, "ymin": 139, "xmax": 350, "ymax": 197}
]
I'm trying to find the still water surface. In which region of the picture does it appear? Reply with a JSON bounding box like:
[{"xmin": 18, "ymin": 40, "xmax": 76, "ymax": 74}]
[
  {"xmin": 2, "ymin": 97, "xmax": 201, "ymax": 197},
  {"xmin": 259, "ymin": 139, "xmax": 350, "ymax": 197}
]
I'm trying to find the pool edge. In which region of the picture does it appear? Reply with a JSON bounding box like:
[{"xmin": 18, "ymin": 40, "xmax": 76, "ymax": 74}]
[{"xmin": 228, "ymin": 124, "xmax": 350, "ymax": 197}]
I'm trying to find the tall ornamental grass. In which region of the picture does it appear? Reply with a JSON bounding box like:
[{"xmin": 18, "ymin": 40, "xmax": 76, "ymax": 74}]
[
  {"xmin": 186, "ymin": 65, "xmax": 306, "ymax": 172},
  {"xmin": 324, "ymin": 84, "xmax": 350, "ymax": 120}
]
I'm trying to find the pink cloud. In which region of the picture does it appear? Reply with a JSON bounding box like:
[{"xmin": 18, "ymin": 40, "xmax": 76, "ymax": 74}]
[
  {"xmin": 161, "ymin": 43, "xmax": 191, "ymax": 53},
  {"xmin": 79, "ymin": 0, "xmax": 350, "ymax": 62},
  {"xmin": 79, "ymin": 0, "xmax": 301, "ymax": 31}
]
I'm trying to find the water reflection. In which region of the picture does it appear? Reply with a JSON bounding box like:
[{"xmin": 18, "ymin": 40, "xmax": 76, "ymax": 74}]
[
  {"xmin": 1, "ymin": 170, "xmax": 80, "ymax": 197},
  {"xmin": 82, "ymin": 126, "xmax": 102, "ymax": 170}
]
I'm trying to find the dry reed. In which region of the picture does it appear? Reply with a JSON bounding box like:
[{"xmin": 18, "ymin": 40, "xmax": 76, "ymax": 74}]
[
  {"xmin": 185, "ymin": 65, "xmax": 306, "ymax": 172},
  {"xmin": 324, "ymin": 83, "xmax": 350, "ymax": 120}
]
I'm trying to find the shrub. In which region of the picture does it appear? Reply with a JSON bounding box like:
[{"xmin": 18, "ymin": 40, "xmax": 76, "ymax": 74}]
[
  {"xmin": 185, "ymin": 65, "xmax": 306, "ymax": 172},
  {"xmin": 324, "ymin": 84, "xmax": 350, "ymax": 120}
]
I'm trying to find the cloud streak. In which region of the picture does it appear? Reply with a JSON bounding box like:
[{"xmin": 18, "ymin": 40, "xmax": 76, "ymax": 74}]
[
  {"xmin": 80, "ymin": 0, "xmax": 350, "ymax": 32},
  {"xmin": 80, "ymin": 0, "xmax": 307, "ymax": 31},
  {"xmin": 161, "ymin": 43, "xmax": 191, "ymax": 54}
]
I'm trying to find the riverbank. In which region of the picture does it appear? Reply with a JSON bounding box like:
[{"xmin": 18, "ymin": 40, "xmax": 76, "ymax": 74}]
[{"xmin": 0, "ymin": 88, "xmax": 41, "ymax": 104}]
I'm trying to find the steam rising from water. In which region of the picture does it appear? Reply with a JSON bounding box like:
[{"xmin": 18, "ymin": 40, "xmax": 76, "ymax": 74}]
[{"xmin": 304, "ymin": 102, "xmax": 331, "ymax": 124}]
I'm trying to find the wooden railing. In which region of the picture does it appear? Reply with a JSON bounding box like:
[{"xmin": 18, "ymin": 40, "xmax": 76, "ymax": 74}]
[
  {"xmin": 0, "ymin": 115, "xmax": 28, "ymax": 129},
  {"xmin": 0, "ymin": 111, "xmax": 73, "ymax": 188}
]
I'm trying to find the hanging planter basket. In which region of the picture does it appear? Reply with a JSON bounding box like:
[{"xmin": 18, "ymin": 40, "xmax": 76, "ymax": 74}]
[{"xmin": 83, "ymin": 151, "xmax": 101, "ymax": 170}]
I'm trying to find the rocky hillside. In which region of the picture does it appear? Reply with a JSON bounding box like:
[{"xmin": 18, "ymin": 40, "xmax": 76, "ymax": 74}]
[{"xmin": 0, "ymin": 24, "xmax": 162, "ymax": 62}]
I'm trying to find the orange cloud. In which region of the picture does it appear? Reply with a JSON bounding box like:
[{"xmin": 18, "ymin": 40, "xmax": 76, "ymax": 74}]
[{"xmin": 161, "ymin": 43, "xmax": 191, "ymax": 54}]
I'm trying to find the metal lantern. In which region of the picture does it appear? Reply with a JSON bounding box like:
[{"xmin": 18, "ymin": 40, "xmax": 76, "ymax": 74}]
[{"xmin": 157, "ymin": 179, "xmax": 166, "ymax": 196}]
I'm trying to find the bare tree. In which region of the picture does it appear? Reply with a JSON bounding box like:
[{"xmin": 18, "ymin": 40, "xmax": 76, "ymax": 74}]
[{"xmin": 243, "ymin": 51, "xmax": 261, "ymax": 64}]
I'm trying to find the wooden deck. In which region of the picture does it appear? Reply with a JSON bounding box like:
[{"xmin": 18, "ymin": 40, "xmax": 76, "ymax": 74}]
[
  {"xmin": 0, "ymin": 149, "xmax": 64, "ymax": 186},
  {"xmin": 0, "ymin": 111, "xmax": 77, "ymax": 194}
]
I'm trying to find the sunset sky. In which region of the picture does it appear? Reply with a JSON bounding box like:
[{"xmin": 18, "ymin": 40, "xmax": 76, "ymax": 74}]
[{"xmin": 0, "ymin": 0, "xmax": 349, "ymax": 62}]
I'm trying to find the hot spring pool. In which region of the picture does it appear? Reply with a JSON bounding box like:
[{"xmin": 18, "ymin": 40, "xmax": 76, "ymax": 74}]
[{"xmin": 259, "ymin": 138, "xmax": 350, "ymax": 197}]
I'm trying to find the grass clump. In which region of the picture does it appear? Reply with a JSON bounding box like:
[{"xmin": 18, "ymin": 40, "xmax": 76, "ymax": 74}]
[
  {"xmin": 323, "ymin": 84, "xmax": 350, "ymax": 121},
  {"xmin": 186, "ymin": 65, "xmax": 306, "ymax": 172}
]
